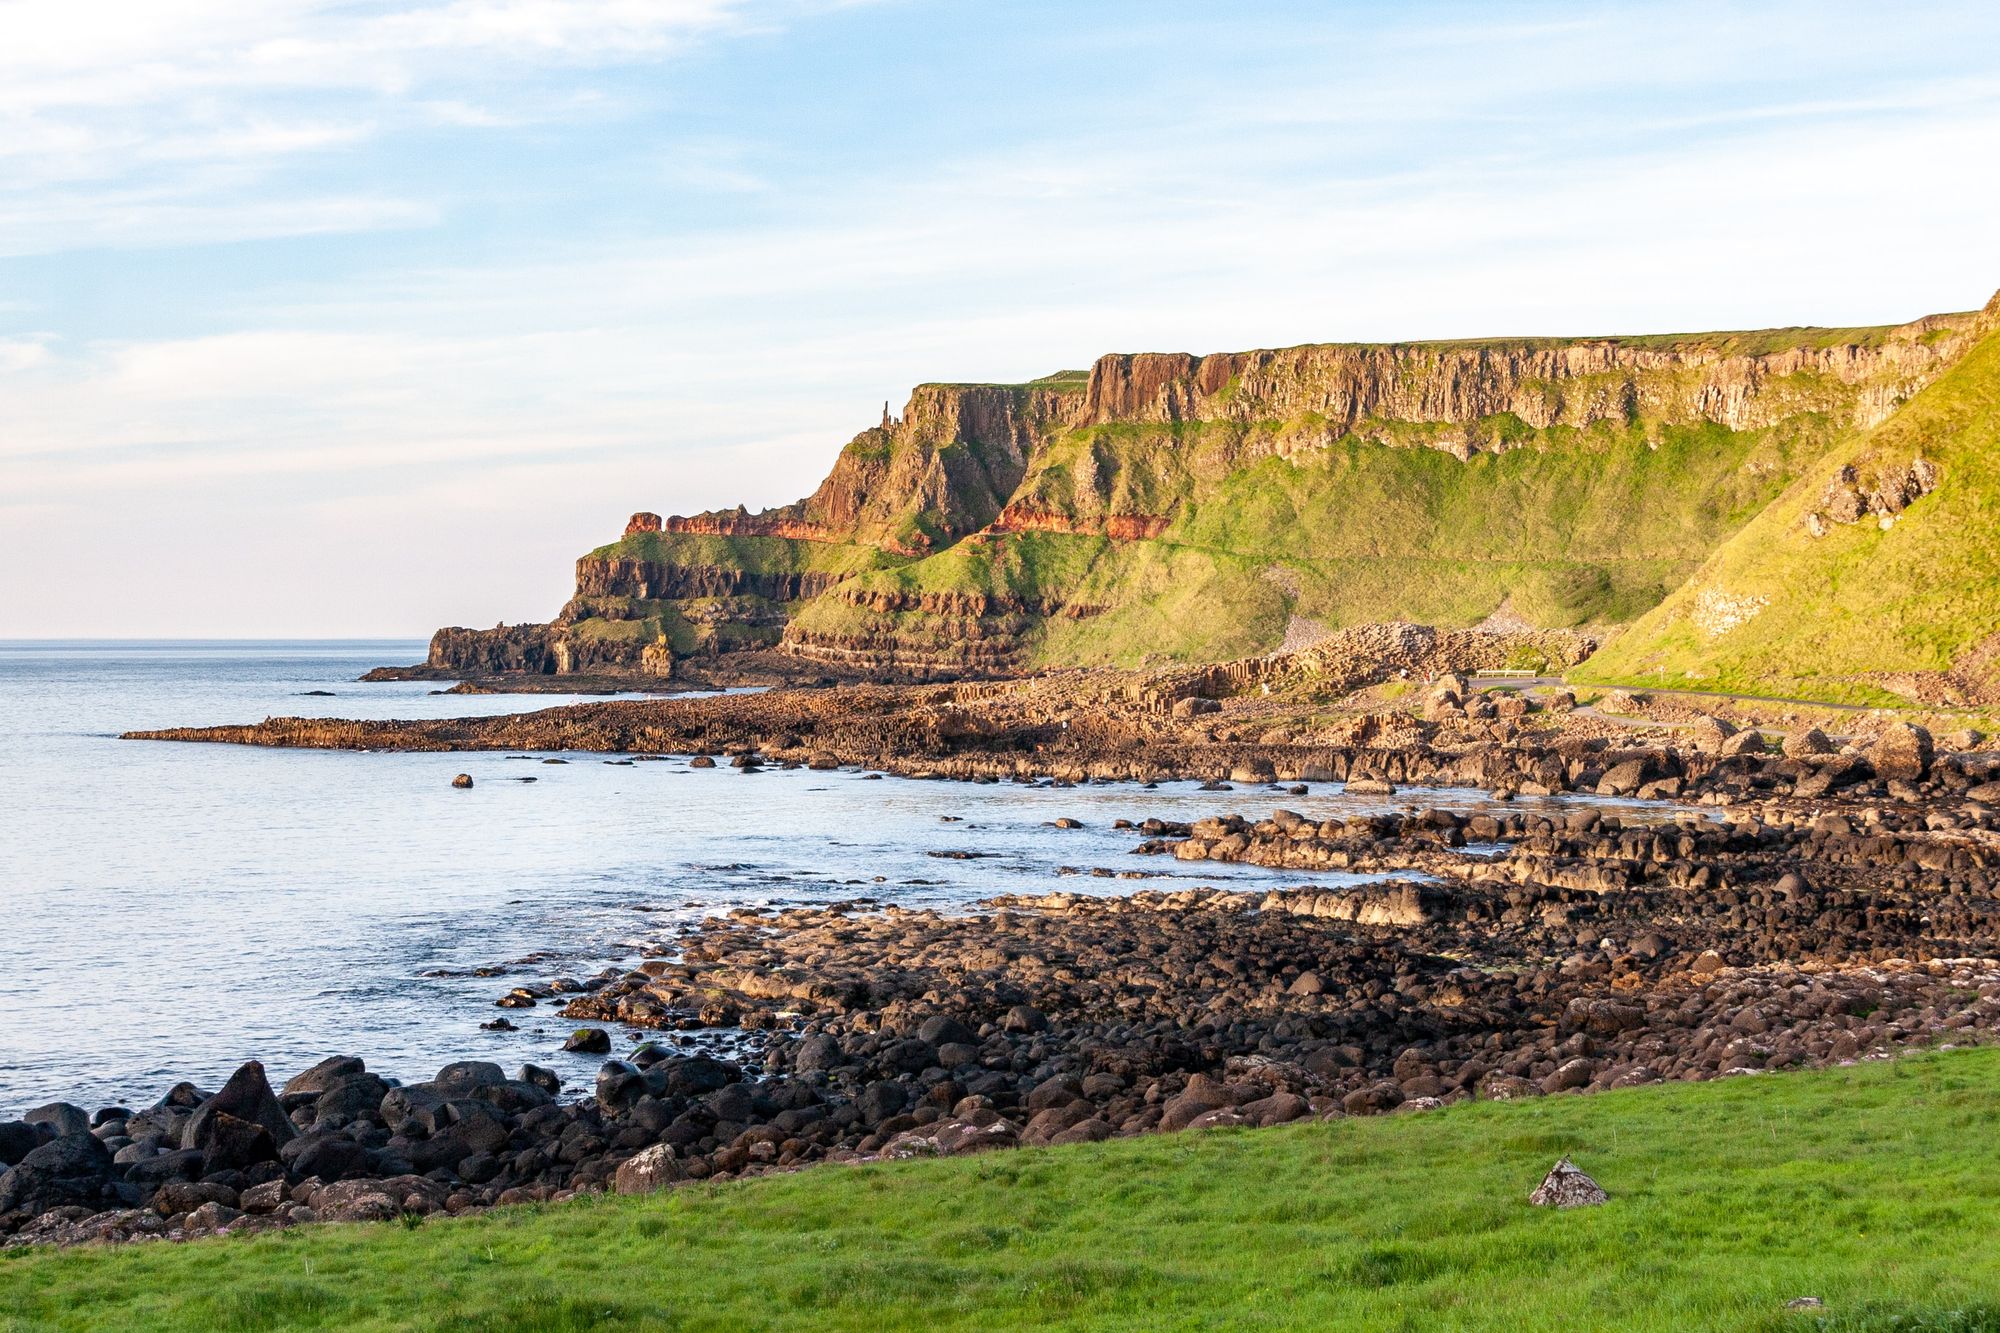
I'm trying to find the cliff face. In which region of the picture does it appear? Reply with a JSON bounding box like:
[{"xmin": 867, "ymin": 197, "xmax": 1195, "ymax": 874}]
[
  {"xmin": 1079, "ymin": 326, "xmax": 1968, "ymax": 435},
  {"xmin": 420, "ymin": 295, "xmax": 1993, "ymax": 683}
]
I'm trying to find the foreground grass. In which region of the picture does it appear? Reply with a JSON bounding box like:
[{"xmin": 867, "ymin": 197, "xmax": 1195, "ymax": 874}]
[{"xmin": 6, "ymin": 1051, "xmax": 2000, "ymax": 1332}]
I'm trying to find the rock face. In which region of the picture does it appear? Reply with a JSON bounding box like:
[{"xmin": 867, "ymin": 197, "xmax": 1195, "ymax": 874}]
[{"xmin": 400, "ymin": 299, "xmax": 1993, "ymax": 684}]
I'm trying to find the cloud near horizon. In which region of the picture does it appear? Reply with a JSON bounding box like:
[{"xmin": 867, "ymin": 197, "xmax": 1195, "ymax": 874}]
[{"xmin": 2, "ymin": 0, "xmax": 1997, "ymax": 637}]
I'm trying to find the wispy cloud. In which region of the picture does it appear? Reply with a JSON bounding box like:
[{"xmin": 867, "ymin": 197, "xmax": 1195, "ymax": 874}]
[{"xmin": 0, "ymin": 0, "xmax": 822, "ymax": 253}]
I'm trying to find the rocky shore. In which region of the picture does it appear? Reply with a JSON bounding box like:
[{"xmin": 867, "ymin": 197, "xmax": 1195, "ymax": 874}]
[
  {"xmin": 19, "ymin": 690, "xmax": 2000, "ymax": 1248},
  {"xmin": 31, "ymin": 645, "xmax": 1990, "ymax": 1250}
]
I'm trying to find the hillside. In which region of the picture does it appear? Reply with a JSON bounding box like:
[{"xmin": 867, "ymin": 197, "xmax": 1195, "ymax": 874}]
[
  {"xmin": 1575, "ymin": 292, "xmax": 2000, "ymax": 705},
  {"xmin": 413, "ymin": 296, "xmax": 1994, "ymax": 683},
  {"xmin": 5, "ymin": 1050, "xmax": 1999, "ymax": 1330}
]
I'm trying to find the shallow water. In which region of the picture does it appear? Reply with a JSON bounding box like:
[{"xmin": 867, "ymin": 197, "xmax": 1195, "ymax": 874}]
[{"xmin": 1, "ymin": 641, "xmax": 1652, "ymax": 1112}]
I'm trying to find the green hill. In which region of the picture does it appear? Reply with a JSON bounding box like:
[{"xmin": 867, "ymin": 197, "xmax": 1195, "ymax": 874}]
[{"xmin": 1579, "ymin": 291, "xmax": 2000, "ymax": 705}]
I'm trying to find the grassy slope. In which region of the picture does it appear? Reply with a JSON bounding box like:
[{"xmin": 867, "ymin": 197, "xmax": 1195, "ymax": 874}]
[
  {"xmin": 1578, "ymin": 312, "xmax": 2000, "ymax": 703},
  {"xmin": 798, "ymin": 413, "xmax": 1837, "ymax": 668},
  {"xmin": 587, "ymin": 532, "xmax": 906, "ymax": 579},
  {"xmin": 7, "ymin": 1050, "xmax": 2000, "ymax": 1332}
]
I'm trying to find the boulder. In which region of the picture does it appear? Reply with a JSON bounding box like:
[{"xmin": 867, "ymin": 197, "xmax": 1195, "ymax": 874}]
[
  {"xmin": 22, "ymin": 1103, "xmax": 90, "ymax": 1140},
  {"xmin": 1001, "ymin": 1005, "xmax": 1050, "ymax": 1034},
  {"xmin": 564, "ymin": 1028, "xmax": 612, "ymax": 1055},
  {"xmin": 283, "ymin": 1135, "xmax": 376, "ymax": 1183},
  {"xmin": 181, "ymin": 1062, "xmax": 296, "ymax": 1156},
  {"xmin": 613, "ymin": 1144, "xmax": 685, "ymax": 1195},
  {"xmin": 857, "ymin": 1081, "xmax": 910, "ymax": 1126},
  {"xmin": 791, "ymin": 1034, "xmax": 843, "ymax": 1073},
  {"xmin": 311, "ymin": 1073, "xmax": 391, "ymax": 1126},
  {"xmin": 915, "ymin": 1016, "xmax": 979, "ymax": 1048},
  {"xmin": 196, "ymin": 1112, "xmax": 278, "ymax": 1173},
  {"xmin": 0, "ymin": 1121, "xmax": 38, "ymax": 1168},
  {"xmin": 1720, "ymin": 730, "xmax": 1767, "ymax": 757},
  {"xmin": 659, "ymin": 1056, "xmax": 733, "ymax": 1098},
  {"xmin": 1687, "ymin": 716, "xmax": 1737, "ymax": 754},
  {"xmin": 281, "ymin": 1056, "xmax": 367, "ymax": 1098},
  {"xmin": 1870, "ymin": 723, "xmax": 1935, "ymax": 782},
  {"xmin": 1159, "ymin": 1074, "xmax": 1232, "ymax": 1131},
  {"xmin": 0, "ymin": 1133, "xmax": 116, "ymax": 1215},
  {"xmin": 596, "ymin": 1061, "xmax": 646, "ymax": 1112},
  {"xmin": 1782, "ymin": 727, "xmax": 1837, "ymax": 759},
  {"xmin": 1528, "ymin": 1157, "xmax": 1608, "ymax": 1208},
  {"xmin": 431, "ymin": 1062, "xmax": 507, "ymax": 1095}
]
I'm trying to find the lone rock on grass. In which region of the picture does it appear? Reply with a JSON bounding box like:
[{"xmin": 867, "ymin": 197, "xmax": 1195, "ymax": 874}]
[{"xmin": 1529, "ymin": 1157, "xmax": 1607, "ymax": 1209}]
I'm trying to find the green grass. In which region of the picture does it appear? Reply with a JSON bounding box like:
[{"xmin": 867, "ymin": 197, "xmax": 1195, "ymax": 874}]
[
  {"xmin": 8, "ymin": 1050, "xmax": 2000, "ymax": 1331},
  {"xmin": 1579, "ymin": 304, "xmax": 2000, "ymax": 703},
  {"xmin": 790, "ymin": 407, "xmax": 1841, "ymax": 668}
]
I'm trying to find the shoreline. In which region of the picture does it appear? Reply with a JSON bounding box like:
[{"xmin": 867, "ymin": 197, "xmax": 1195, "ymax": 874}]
[
  {"xmin": 14, "ymin": 711, "xmax": 2000, "ymax": 1246},
  {"xmin": 17, "ymin": 662, "xmax": 1997, "ymax": 1248}
]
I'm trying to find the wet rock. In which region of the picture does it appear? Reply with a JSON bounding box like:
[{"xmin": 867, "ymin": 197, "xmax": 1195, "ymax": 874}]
[
  {"xmin": 564, "ymin": 1028, "xmax": 612, "ymax": 1055},
  {"xmin": 452, "ymin": 774, "xmax": 474, "ymax": 789}
]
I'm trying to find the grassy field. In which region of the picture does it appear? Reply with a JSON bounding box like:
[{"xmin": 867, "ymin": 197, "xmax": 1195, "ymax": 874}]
[{"xmin": 6, "ymin": 1049, "xmax": 2000, "ymax": 1332}]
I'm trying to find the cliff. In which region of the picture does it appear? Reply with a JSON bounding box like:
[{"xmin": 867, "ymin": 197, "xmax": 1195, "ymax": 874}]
[{"xmin": 416, "ymin": 292, "xmax": 1994, "ymax": 686}]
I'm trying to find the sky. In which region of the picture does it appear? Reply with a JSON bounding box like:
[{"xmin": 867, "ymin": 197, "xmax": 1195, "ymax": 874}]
[{"xmin": 2, "ymin": 1, "xmax": 1997, "ymax": 638}]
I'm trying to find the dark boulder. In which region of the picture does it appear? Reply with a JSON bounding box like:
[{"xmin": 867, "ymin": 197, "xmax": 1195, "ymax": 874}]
[
  {"xmin": 857, "ymin": 1081, "xmax": 909, "ymax": 1126},
  {"xmin": 197, "ymin": 1112, "xmax": 279, "ymax": 1173},
  {"xmin": 409, "ymin": 1104, "xmax": 510, "ymax": 1172},
  {"xmin": 181, "ymin": 1062, "xmax": 296, "ymax": 1155},
  {"xmin": 916, "ymin": 1016, "xmax": 979, "ymax": 1047},
  {"xmin": 281, "ymin": 1056, "xmax": 368, "ymax": 1098},
  {"xmin": 791, "ymin": 1034, "xmax": 843, "ymax": 1073},
  {"xmin": 0, "ymin": 1133, "xmax": 116, "ymax": 1215},
  {"xmin": 0, "ymin": 1121, "xmax": 38, "ymax": 1168},
  {"xmin": 283, "ymin": 1134, "xmax": 376, "ymax": 1183},
  {"xmin": 22, "ymin": 1103, "xmax": 90, "ymax": 1140},
  {"xmin": 661, "ymin": 1056, "xmax": 734, "ymax": 1098},
  {"xmin": 312, "ymin": 1073, "xmax": 391, "ymax": 1127},
  {"xmin": 596, "ymin": 1061, "xmax": 646, "ymax": 1112},
  {"xmin": 124, "ymin": 1148, "xmax": 206, "ymax": 1188},
  {"xmin": 432, "ymin": 1062, "xmax": 508, "ymax": 1096}
]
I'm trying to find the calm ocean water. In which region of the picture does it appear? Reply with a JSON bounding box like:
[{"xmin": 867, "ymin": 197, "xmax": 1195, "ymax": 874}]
[{"xmin": 1, "ymin": 641, "xmax": 1628, "ymax": 1113}]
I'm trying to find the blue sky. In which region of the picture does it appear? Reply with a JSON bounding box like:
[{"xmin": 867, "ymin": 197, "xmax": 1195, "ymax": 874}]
[{"xmin": 3, "ymin": 0, "xmax": 1998, "ymax": 636}]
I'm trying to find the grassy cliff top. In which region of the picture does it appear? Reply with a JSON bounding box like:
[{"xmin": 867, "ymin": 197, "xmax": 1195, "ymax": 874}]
[{"xmin": 587, "ymin": 530, "xmax": 908, "ymax": 577}]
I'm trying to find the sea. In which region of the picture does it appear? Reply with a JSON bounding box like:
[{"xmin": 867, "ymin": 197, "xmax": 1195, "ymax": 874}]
[{"xmin": 0, "ymin": 640, "xmax": 1640, "ymax": 1113}]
